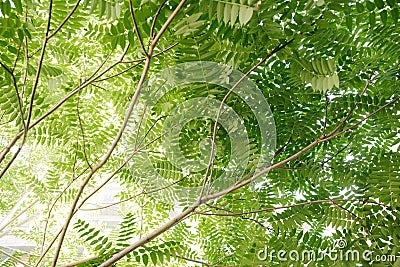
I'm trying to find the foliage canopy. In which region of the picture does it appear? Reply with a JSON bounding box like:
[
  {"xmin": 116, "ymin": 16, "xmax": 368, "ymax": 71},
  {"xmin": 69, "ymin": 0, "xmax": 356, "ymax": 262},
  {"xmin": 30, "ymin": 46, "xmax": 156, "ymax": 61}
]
[{"xmin": 0, "ymin": 0, "xmax": 399, "ymax": 266}]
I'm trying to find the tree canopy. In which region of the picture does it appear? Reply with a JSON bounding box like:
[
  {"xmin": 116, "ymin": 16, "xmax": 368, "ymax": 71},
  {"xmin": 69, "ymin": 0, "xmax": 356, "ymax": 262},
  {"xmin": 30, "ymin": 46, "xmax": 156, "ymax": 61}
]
[{"xmin": 0, "ymin": 0, "xmax": 399, "ymax": 266}]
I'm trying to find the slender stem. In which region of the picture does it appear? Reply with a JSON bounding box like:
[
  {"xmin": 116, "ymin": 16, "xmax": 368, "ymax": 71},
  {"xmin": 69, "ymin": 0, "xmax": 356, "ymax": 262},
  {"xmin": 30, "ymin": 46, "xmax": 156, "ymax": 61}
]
[
  {"xmin": 129, "ymin": 0, "xmax": 148, "ymax": 55},
  {"xmin": 47, "ymin": 0, "xmax": 81, "ymax": 39},
  {"xmin": 150, "ymin": 0, "xmax": 168, "ymax": 40},
  {"xmin": 98, "ymin": 204, "xmax": 197, "ymax": 267},
  {"xmin": 326, "ymin": 79, "xmax": 370, "ymax": 138},
  {"xmin": 195, "ymin": 198, "xmax": 389, "ymax": 216},
  {"xmin": 199, "ymin": 39, "xmax": 294, "ymax": 199},
  {"xmin": 50, "ymin": 54, "xmax": 154, "ymax": 267},
  {"xmin": 0, "ymin": 249, "xmax": 32, "ymax": 267},
  {"xmin": 0, "ymin": 0, "xmax": 53, "ymax": 180},
  {"xmin": 0, "ymin": 198, "xmax": 39, "ymax": 233}
]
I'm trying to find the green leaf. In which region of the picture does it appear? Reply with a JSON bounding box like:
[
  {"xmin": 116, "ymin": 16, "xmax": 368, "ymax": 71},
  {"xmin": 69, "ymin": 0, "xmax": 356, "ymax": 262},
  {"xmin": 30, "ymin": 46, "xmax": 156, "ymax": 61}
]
[
  {"xmin": 14, "ymin": 0, "xmax": 23, "ymax": 14},
  {"xmin": 369, "ymin": 12, "xmax": 376, "ymax": 26},
  {"xmin": 346, "ymin": 16, "xmax": 353, "ymax": 31},
  {"xmin": 123, "ymin": 10, "xmax": 133, "ymax": 30},
  {"xmin": 230, "ymin": 4, "xmax": 239, "ymax": 26},
  {"xmin": 239, "ymin": 6, "xmax": 253, "ymax": 26},
  {"xmin": 356, "ymin": 3, "xmax": 364, "ymax": 13},
  {"xmin": 391, "ymin": 8, "xmax": 399, "ymax": 22},
  {"xmin": 366, "ymin": 1, "xmax": 375, "ymax": 11},
  {"xmin": 380, "ymin": 9, "xmax": 388, "ymax": 25},
  {"xmin": 327, "ymin": 58, "xmax": 335, "ymax": 73},
  {"xmin": 332, "ymin": 73, "xmax": 339, "ymax": 88},
  {"xmin": 217, "ymin": 1, "xmax": 224, "ymax": 22},
  {"xmin": 386, "ymin": 0, "xmax": 395, "ymax": 8},
  {"xmin": 150, "ymin": 251, "xmax": 157, "ymax": 265},
  {"xmin": 224, "ymin": 3, "xmax": 231, "ymax": 24},
  {"xmin": 128, "ymin": 30, "xmax": 135, "ymax": 45},
  {"xmin": 374, "ymin": 0, "xmax": 384, "ymax": 9},
  {"xmin": 142, "ymin": 254, "xmax": 149, "ymax": 266}
]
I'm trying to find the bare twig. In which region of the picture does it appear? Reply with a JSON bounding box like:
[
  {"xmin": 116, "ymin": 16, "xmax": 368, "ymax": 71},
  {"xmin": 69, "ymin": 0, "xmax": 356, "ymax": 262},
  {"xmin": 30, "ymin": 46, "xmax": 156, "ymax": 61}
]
[
  {"xmin": 128, "ymin": 0, "xmax": 148, "ymax": 55},
  {"xmin": 0, "ymin": 198, "xmax": 39, "ymax": 233},
  {"xmin": 326, "ymin": 79, "xmax": 370, "ymax": 138},
  {"xmin": 150, "ymin": 0, "xmax": 169, "ymax": 40},
  {"xmin": 0, "ymin": 249, "xmax": 32, "ymax": 267},
  {"xmin": 325, "ymin": 94, "xmax": 400, "ymax": 142},
  {"xmin": 47, "ymin": 0, "xmax": 81, "ymax": 39},
  {"xmin": 195, "ymin": 198, "xmax": 389, "ymax": 217},
  {"xmin": 76, "ymin": 90, "xmax": 93, "ymax": 169},
  {"xmin": 199, "ymin": 39, "xmax": 295, "ymax": 199},
  {"xmin": 121, "ymin": 41, "xmax": 178, "ymax": 64},
  {"xmin": 12, "ymin": 43, "xmax": 21, "ymax": 72}
]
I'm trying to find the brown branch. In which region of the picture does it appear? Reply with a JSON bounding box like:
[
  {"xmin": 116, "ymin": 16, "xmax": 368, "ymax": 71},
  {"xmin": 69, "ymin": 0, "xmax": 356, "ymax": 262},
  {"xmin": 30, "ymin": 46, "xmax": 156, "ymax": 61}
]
[
  {"xmin": 0, "ymin": 0, "xmax": 54, "ymax": 180},
  {"xmin": 68, "ymin": 74, "xmax": 397, "ymax": 267},
  {"xmin": 205, "ymin": 203, "xmax": 266, "ymax": 228},
  {"xmin": 94, "ymin": 61, "xmax": 142, "ymax": 82},
  {"xmin": 12, "ymin": 43, "xmax": 21, "ymax": 72},
  {"xmin": 76, "ymin": 90, "xmax": 93, "ymax": 169},
  {"xmin": 40, "ymin": 162, "xmax": 90, "ymax": 254},
  {"xmin": 26, "ymin": 0, "xmax": 53, "ymax": 130},
  {"xmin": 325, "ymin": 94, "xmax": 400, "ymax": 142},
  {"xmin": 0, "ymin": 46, "xmax": 129, "ymax": 174},
  {"xmin": 331, "ymin": 202, "xmax": 374, "ymax": 237},
  {"xmin": 0, "ymin": 249, "xmax": 32, "ymax": 267},
  {"xmin": 50, "ymin": 0, "xmax": 188, "ymax": 263},
  {"xmin": 0, "ymin": 198, "xmax": 39, "ymax": 233},
  {"xmin": 47, "ymin": 0, "xmax": 81, "ymax": 39},
  {"xmin": 0, "ymin": 61, "xmax": 27, "ymax": 133},
  {"xmin": 326, "ymin": 79, "xmax": 370, "ymax": 138},
  {"xmin": 121, "ymin": 41, "xmax": 178, "ymax": 64},
  {"xmin": 93, "ymin": 41, "xmax": 178, "ymax": 82},
  {"xmin": 150, "ymin": 0, "xmax": 168, "ymax": 40},
  {"xmin": 0, "ymin": 60, "xmax": 27, "ymax": 179},
  {"xmin": 200, "ymin": 38, "xmax": 294, "ymax": 199}
]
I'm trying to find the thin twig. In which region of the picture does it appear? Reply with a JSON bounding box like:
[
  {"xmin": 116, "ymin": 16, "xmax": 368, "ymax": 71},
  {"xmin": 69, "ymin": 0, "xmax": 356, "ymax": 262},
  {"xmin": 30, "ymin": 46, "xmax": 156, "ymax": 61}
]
[
  {"xmin": 199, "ymin": 39, "xmax": 294, "ymax": 200},
  {"xmin": 121, "ymin": 41, "xmax": 178, "ymax": 64},
  {"xmin": 12, "ymin": 43, "xmax": 21, "ymax": 72},
  {"xmin": 150, "ymin": 0, "xmax": 168, "ymax": 40},
  {"xmin": 47, "ymin": 0, "xmax": 81, "ymax": 39},
  {"xmin": 76, "ymin": 89, "xmax": 93, "ymax": 169},
  {"xmin": 0, "ymin": 249, "xmax": 32, "ymax": 267},
  {"xmin": 326, "ymin": 79, "xmax": 370, "ymax": 138},
  {"xmin": 0, "ymin": 198, "xmax": 39, "ymax": 233},
  {"xmin": 129, "ymin": 0, "xmax": 148, "ymax": 55},
  {"xmin": 195, "ymin": 198, "xmax": 389, "ymax": 216}
]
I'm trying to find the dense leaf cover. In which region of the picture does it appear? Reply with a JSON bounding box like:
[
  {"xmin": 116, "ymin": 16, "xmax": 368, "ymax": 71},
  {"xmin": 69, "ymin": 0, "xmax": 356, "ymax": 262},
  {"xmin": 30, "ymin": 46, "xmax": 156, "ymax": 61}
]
[{"xmin": 0, "ymin": 0, "xmax": 399, "ymax": 266}]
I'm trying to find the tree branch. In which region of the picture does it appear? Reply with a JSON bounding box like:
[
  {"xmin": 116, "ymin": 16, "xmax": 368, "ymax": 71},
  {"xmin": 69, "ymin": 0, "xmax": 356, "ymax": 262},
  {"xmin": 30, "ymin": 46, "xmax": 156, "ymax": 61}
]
[{"xmin": 47, "ymin": 0, "xmax": 81, "ymax": 39}]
